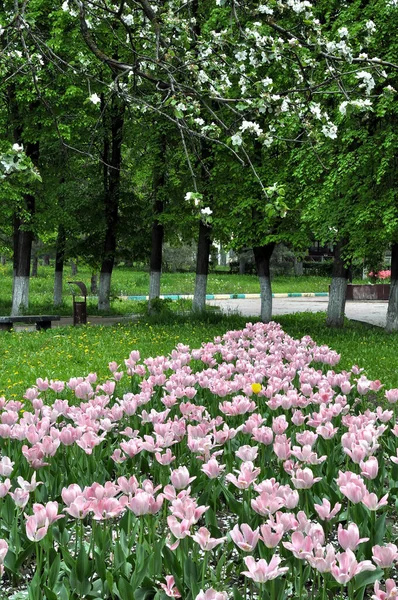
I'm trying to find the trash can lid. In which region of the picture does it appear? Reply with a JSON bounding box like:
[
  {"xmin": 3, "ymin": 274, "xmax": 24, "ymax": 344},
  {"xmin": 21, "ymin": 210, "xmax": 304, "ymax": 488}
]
[{"xmin": 67, "ymin": 281, "xmax": 88, "ymax": 297}]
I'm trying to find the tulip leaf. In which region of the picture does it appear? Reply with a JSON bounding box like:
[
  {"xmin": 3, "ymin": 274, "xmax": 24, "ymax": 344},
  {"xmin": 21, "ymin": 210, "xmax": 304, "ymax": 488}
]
[
  {"xmin": 48, "ymin": 553, "xmax": 61, "ymax": 589},
  {"xmin": 353, "ymin": 567, "xmax": 383, "ymax": 592},
  {"xmin": 43, "ymin": 586, "xmax": 58, "ymax": 600}
]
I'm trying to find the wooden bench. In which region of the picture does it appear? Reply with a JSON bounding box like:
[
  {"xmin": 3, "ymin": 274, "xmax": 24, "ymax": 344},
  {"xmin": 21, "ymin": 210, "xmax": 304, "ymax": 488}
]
[{"xmin": 0, "ymin": 315, "xmax": 61, "ymax": 331}]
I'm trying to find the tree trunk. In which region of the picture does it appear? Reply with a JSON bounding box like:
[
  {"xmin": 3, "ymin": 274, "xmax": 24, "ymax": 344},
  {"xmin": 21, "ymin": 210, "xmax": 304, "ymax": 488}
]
[
  {"xmin": 0, "ymin": 256, "xmax": 6, "ymax": 266},
  {"xmin": 239, "ymin": 254, "xmax": 246, "ymax": 275},
  {"xmin": 294, "ymin": 257, "xmax": 304, "ymax": 276},
  {"xmin": 148, "ymin": 136, "xmax": 166, "ymax": 306},
  {"xmin": 253, "ymin": 244, "xmax": 275, "ymax": 323},
  {"xmin": 43, "ymin": 254, "xmax": 50, "ymax": 266},
  {"xmin": 12, "ymin": 201, "xmax": 35, "ymax": 316},
  {"xmin": 11, "ymin": 142, "xmax": 39, "ymax": 316},
  {"xmin": 326, "ymin": 240, "xmax": 349, "ymax": 328},
  {"xmin": 149, "ymin": 202, "xmax": 164, "ymax": 302},
  {"xmin": 386, "ymin": 242, "xmax": 398, "ymax": 332},
  {"xmin": 31, "ymin": 248, "xmax": 38, "ymax": 277},
  {"xmin": 98, "ymin": 96, "xmax": 124, "ymax": 312},
  {"xmin": 91, "ymin": 273, "xmax": 98, "ymax": 295},
  {"xmin": 70, "ymin": 260, "xmax": 77, "ymax": 276},
  {"xmin": 53, "ymin": 226, "xmax": 66, "ymax": 307},
  {"xmin": 193, "ymin": 221, "xmax": 212, "ymax": 312}
]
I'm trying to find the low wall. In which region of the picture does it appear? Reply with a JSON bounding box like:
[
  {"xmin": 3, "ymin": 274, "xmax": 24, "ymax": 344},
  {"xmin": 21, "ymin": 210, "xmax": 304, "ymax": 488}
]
[{"xmin": 346, "ymin": 283, "xmax": 390, "ymax": 301}]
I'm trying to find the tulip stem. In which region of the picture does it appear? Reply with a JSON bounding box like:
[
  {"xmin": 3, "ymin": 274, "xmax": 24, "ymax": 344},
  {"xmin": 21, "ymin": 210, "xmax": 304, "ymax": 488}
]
[{"xmin": 202, "ymin": 552, "xmax": 208, "ymax": 588}]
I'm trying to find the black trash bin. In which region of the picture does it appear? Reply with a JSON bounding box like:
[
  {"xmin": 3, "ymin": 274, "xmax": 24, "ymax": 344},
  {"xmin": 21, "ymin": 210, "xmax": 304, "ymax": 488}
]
[{"xmin": 68, "ymin": 281, "xmax": 88, "ymax": 326}]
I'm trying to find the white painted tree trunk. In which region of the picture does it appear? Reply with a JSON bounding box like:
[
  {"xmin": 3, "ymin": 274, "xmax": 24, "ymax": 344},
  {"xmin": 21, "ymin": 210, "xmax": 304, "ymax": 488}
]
[
  {"xmin": 53, "ymin": 271, "xmax": 63, "ymax": 307},
  {"xmin": 149, "ymin": 271, "xmax": 161, "ymax": 301},
  {"xmin": 326, "ymin": 277, "xmax": 347, "ymax": 327},
  {"xmin": 259, "ymin": 275, "xmax": 272, "ymax": 323},
  {"xmin": 193, "ymin": 273, "xmax": 207, "ymax": 312},
  {"xmin": 386, "ymin": 278, "xmax": 398, "ymax": 332},
  {"xmin": 11, "ymin": 275, "xmax": 29, "ymax": 316},
  {"xmin": 98, "ymin": 272, "xmax": 112, "ymax": 311}
]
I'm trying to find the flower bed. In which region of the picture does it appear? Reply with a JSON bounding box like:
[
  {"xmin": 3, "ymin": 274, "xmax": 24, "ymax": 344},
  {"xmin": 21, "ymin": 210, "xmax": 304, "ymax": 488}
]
[{"xmin": 0, "ymin": 322, "xmax": 397, "ymax": 600}]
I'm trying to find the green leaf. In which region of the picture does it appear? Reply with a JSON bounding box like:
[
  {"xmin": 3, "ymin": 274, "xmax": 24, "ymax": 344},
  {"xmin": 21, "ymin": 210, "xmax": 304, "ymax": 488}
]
[
  {"xmin": 48, "ymin": 553, "xmax": 61, "ymax": 589},
  {"xmin": 353, "ymin": 567, "xmax": 383, "ymax": 591}
]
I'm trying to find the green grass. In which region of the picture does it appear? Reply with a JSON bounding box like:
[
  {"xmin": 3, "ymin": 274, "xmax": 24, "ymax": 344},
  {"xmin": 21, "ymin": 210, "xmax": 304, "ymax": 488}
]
[
  {"xmin": 0, "ymin": 311, "xmax": 397, "ymax": 400},
  {"xmin": 0, "ymin": 262, "xmax": 362, "ymax": 317}
]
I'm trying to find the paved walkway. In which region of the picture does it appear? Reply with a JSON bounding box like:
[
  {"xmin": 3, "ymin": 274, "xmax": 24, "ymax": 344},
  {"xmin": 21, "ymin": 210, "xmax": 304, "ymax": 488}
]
[
  {"xmin": 42, "ymin": 297, "xmax": 388, "ymax": 330},
  {"xmin": 208, "ymin": 296, "xmax": 388, "ymax": 328}
]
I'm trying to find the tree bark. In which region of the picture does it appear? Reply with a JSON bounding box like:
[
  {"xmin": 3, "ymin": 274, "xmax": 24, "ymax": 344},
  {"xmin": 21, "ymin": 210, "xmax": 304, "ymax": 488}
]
[
  {"xmin": 386, "ymin": 242, "xmax": 398, "ymax": 332},
  {"xmin": 98, "ymin": 96, "xmax": 124, "ymax": 312},
  {"xmin": 53, "ymin": 226, "xmax": 66, "ymax": 307},
  {"xmin": 11, "ymin": 142, "xmax": 39, "ymax": 316},
  {"xmin": 70, "ymin": 260, "xmax": 78, "ymax": 276},
  {"xmin": 0, "ymin": 256, "xmax": 6, "ymax": 266},
  {"xmin": 253, "ymin": 244, "xmax": 275, "ymax": 323},
  {"xmin": 326, "ymin": 240, "xmax": 349, "ymax": 328},
  {"xmin": 31, "ymin": 247, "xmax": 38, "ymax": 277},
  {"xmin": 149, "ymin": 202, "xmax": 164, "ymax": 302},
  {"xmin": 193, "ymin": 221, "xmax": 212, "ymax": 312},
  {"xmin": 149, "ymin": 137, "xmax": 166, "ymax": 305},
  {"xmin": 91, "ymin": 273, "xmax": 98, "ymax": 295}
]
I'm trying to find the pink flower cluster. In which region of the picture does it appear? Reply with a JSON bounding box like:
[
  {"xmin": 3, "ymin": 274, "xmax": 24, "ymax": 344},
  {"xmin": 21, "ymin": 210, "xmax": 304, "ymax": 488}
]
[{"xmin": 1, "ymin": 321, "xmax": 398, "ymax": 598}]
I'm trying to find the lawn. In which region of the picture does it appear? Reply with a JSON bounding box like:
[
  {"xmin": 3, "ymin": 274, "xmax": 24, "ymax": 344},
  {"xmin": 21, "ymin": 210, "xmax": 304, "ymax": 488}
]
[
  {"xmin": 0, "ymin": 312, "xmax": 397, "ymax": 400},
  {"xmin": 0, "ymin": 263, "xmax": 363, "ymax": 316}
]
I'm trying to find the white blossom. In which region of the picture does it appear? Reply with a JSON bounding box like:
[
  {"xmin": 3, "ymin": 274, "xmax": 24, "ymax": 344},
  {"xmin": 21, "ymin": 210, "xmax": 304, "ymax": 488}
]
[
  {"xmin": 366, "ymin": 20, "xmax": 376, "ymax": 34},
  {"xmin": 240, "ymin": 121, "xmax": 263, "ymax": 136},
  {"xmin": 235, "ymin": 51, "xmax": 247, "ymax": 61},
  {"xmin": 200, "ymin": 207, "xmax": 213, "ymax": 216},
  {"xmin": 258, "ymin": 4, "xmax": 274, "ymax": 14},
  {"xmin": 338, "ymin": 27, "xmax": 349, "ymax": 38},
  {"xmin": 122, "ymin": 14, "xmax": 134, "ymax": 26},
  {"xmin": 356, "ymin": 71, "xmax": 375, "ymax": 94},
  {"xmin": 89, "ymin": 93, "xmax": 101, "ymax": 105},
  {"xmin": 12, "ymin": 143, "xmax": 23, "ymax": 152},
  {"xmin": 231, "ymin": 134, "xmax": 243, "ymax": 146},
  {"xmin": 322, "ymin": 122, "xmax": 338, "ymax": 139}
]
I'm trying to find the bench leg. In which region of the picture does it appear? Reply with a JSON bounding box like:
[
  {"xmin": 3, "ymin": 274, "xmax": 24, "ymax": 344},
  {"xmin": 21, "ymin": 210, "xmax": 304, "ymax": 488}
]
[
  {"xmin": 0, "ymin": 323, "xmax": 12, "ymax": 332},
  {"xmin": 36, "ymin": 322, "xmax": 52, "ymax": 331}
]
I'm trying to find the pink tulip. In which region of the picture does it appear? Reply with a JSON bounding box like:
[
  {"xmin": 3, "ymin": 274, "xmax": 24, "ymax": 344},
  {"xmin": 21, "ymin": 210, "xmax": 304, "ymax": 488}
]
[
  {"xmin": 291, "ymin": 468, "xmax": 322, "ymax": 489},
  {"xmin": 26, "ymin": 514, "xmax": 49, "ymax": 542},
  {"xmin": 372, "ymin": 579, "xmax": 398, "ymax": 600},
  {"xmin": 235, "ymin": 445, "xmax": 259, "ymax": 461},
  {"xmin": 0, "ymin": 539, "xmax": 8, "ymax": 577},
  {"xmin": 360, "ymin": 457, "xmax": 379, "ymax": 480},
  {"xmin": 201, "ymin": 458, "xmax": 226, "ymax": 479},
  {"xmin": 191, "ymin": 527, "xmax": 226, "ymax": 551},
  {"xmin": 229, "ymin": 523, "xmax": 259, "ymax": 552},
  {"xmin": 385, "ymin": 389, "xmax": 398, "ymax": 404},
  {"xmin": 160, "ymin": 575, "xmax": 181, "ymax": 598},
  {"xmin": 260, "ymin": 523, "xmax": 284, "ymax": 548},
  {"xmin": 0, "ymin": 479, "xmax": 11, "ymax": 498},
  {"xmin": 314, "ymin": 498, "xmax": 341, "ymax": 521},
  {"xmin": 283, "ymin": 531, "xmax": 314, "ymax": 559},
  {"xmin": 170, "ymin": 467, "xmax": 196, "ymax": 490},
  {"xmin": 361, "ymin": 492, "xmax": 389, "ymax": 511},
  {"xmin": 372, "ymin": 544, "xmax": 398, "ymax": 568},
  {"xmin": 241, "ymin": 555, "xmax": 289, "ymax": 583},
  {"xmin": 331, "ymin": 549, "xmax": 376, "ymax": 584},
  {"xmin": 337, "ymin": 523, "xmax": 369, "ymax": 551},
  {"xmin": 308, "ymin": 544, "xmax": 336, "ymax": 573},
  {"xmin": 0, "ymin": 457, "xmax": 14, "ymax": 476},
  {"xmin": 225, "ymin": 461, "xmax": 261, "ymax": 489},
  {"xmin": 194, "ymin": 590, "xmax": 228, "ymax": 600}
]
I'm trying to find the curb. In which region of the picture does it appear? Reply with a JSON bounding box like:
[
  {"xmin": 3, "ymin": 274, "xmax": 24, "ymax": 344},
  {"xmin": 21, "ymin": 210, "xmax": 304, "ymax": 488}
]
[{"xmin": 116, "ymin": 292, "xmax": 329, "ymax": 301}]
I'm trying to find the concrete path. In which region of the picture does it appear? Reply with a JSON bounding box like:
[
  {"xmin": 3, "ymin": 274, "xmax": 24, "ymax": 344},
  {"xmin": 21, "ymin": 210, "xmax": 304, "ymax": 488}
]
[{"xmin": 209, "ymin": 296, "xmax": 388, "ymax": 328}]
